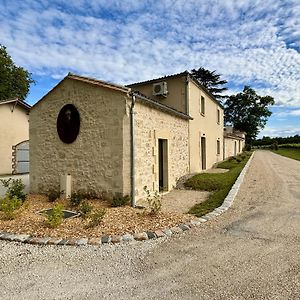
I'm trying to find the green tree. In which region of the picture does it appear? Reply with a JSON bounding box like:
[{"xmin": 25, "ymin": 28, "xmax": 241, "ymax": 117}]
[
  {"xmin": 224, "ymin": 86, "xmax": 275, "ymax": 144},
  {"xmin": 191, "ymin": 67, "xmax": 228, "ymax": 100},
  {"xmin": 0, "ymin": 45, "xmax": 34, "ymax": 101}
]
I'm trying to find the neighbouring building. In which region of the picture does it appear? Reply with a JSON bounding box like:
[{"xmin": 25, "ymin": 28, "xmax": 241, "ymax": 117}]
[
  {"xmin": 0, "ymin": 99, "xmax": 31, "ymax": 175},
  {"xmin": 128, "ymin": 71, "xmax": 224, "ymax": 172},
  {"xmin": 223, "ymin": 126, "xmax": 246, "ymax": 159}
]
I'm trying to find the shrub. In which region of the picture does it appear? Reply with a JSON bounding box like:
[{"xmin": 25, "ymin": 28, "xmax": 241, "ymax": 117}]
[
  {"xmin": 244, "ymin": 144, "xmax": 251, "ymax": 151},
  {"xmin": 110, "ymin": 195, "xmax": 130, "ymax": 207},
  {"xmin": 47, "ymin": 190, "xmax": 61, "ymax": 202},
  {"xmin": 70, "ymin": 191, "xmax": 84, "ymax": 207},
  {"xmin": 44, "ymin": 203, "xmax": 64, "ymax": 228},
  {"xmin": 143, "ymin": 186, "xmax": 162, "ymax": 215},
  {"xmin": 86, "ymin": 208, "xmax": 106, "ymax": 228},
  {"xmin": 0, "ymin": 195, "xmax": 22, "ymax": 220},
  {"xmin": 79, "ymin": 201, "xmax": 93, "ymax": 219},
  {"xmin": 0, "ymin": 178, "xmax": 26, "ymax": 202}
]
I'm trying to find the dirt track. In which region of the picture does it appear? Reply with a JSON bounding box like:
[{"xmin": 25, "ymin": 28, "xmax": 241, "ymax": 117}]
[{"xmin": 0, "ymin": 150, "xmax": 299, "ymax": 299}]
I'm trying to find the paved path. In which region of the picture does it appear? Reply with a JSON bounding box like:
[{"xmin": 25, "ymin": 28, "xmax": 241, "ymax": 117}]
[{"xmin": 0, "ymin": 151, "xmax": 299, "ymax": 299}]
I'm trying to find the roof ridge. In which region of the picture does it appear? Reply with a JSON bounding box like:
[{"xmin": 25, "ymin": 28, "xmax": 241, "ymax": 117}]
[{"xmin": 67, "ymin": 73, "xmax": 130, "ymax": 93}]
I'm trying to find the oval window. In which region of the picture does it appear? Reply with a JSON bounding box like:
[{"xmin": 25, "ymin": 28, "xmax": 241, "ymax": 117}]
[{"xmin": 57, "ymin": 104, "xmax": 80, "ymax": 144}]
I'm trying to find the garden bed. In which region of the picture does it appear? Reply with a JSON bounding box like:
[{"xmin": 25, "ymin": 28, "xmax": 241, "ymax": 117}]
[{"xmin": 0, "ymin": 195, "xmax": 194, "ymax": 239}]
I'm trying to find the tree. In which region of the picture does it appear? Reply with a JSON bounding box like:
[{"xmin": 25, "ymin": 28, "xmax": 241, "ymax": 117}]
[
  {"xmin": 191, "ymin": 67, "xmax": 228, "ymax": 100},
  {"xmin": 0, "ymin": 45, "xmax": 34, "ymax": 101},
  {"xmin": 224, "ymin": 86, "xmax": 275, "ymax": 144}
]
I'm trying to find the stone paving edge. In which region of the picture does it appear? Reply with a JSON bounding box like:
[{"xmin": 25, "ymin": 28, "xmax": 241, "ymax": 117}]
[{"xmin": 0, "ymin": 152, "xmax": 255, "ymax": 247}]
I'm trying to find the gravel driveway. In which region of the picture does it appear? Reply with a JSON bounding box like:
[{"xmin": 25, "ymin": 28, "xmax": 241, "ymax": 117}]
[{"xmin": 1, "ymin": 150, "xmax": 299, "ymax": 300}]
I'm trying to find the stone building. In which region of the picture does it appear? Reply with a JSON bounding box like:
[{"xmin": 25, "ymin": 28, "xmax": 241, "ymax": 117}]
[
  {"xmin": 30, "ymin": 71, "xmax": 225, "ymax": 202},
  {"xmin": 30, "ymin": 74, "xmax": 190, "ymax": 201},
  {"xmin": 128, "ymin": 71, "xmax": 224, "ymax": 172},
  {"xmin": 0, "ymin": 99, "xmax": 31, "ymax": 175}
]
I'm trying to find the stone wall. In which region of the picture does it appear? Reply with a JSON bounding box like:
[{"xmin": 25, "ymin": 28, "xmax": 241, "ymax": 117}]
[
  {"xmin": 30, "ymin": 78, "xmax": 129, "ymax": 197},
  {"xmin": 133, "ymin": 100, "xmax": 189, "ymax": 199}
]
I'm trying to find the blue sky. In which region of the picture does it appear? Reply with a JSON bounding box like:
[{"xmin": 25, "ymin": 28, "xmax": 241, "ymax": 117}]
[{"xmin": 1, "ymin": 0, "xmax": 299, "ymax": 138}]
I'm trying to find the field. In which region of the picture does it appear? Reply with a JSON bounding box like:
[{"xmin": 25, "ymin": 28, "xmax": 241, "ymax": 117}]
[{"xmin": 273, "ymin": 148, "xmax": 300, "ymax": 161}]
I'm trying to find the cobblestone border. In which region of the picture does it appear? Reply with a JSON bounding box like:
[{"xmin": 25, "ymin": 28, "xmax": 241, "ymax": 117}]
[{"xmin": 0, "ymin": 152, "xmax": 255, "ymax": 247}]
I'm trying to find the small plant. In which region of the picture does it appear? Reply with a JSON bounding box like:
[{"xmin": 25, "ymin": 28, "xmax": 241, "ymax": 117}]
[
  {"xmin": 70, "ymin": 191, "xmax": 84, "ymax": 207},
  {"xmin": 44, "ymin": 203, "xmax": 64, "ymax": 228},
  {"xmin": 47, "ymin": 190, "xmax": 61, "ymax": 202},
  {"xmin": 79, "ymin": 201, "xmax": 93, "ymax": 219},
  {"xmin": 0, "ymin": 195, "xmax": 22, "ymax": 220},
  {"xmin": 86, "ymin": 208, "xmax": 106, "ymax": 228},
  {"xmin": 110, "ymin": 195, "xmax": 130, "ymax": 207},
  {"xmin": 0, "ymin": 178, "xmax": 26, "ymax": 202},
  {"xmin": 143, "ymin": 186, "xmax": 162, "ymax": 215}
]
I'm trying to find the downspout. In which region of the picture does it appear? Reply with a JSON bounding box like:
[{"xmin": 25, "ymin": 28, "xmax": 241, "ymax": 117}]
[
  {"xmin": 130, "ymin": 94, "xmax": 136, "ymax": 207},
  {"xmin": 185, "ymin": 76, "xmax": 191, "ymax": 173}
]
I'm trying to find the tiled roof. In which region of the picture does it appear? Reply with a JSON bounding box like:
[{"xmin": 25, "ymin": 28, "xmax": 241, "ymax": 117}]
[
  {"xmin": 0, "ymin": 98, "xmax": 31, "ymax": 111},
  {"xmin": 67, "ymin": 73, "xmax": 130, "ymax": 93},
  {"xmin": 127, "ymin": 71, "xmax": 189, "ymax": 86}
]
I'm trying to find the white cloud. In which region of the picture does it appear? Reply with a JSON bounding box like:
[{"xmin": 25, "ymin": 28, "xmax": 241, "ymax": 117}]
[
  {"xmin": 0, "ymin": 0, "xmax": 299, "ymax": 107},
  {"xmin": 259, "ymin": 125, "xmax": 300, "ymax": 138}
]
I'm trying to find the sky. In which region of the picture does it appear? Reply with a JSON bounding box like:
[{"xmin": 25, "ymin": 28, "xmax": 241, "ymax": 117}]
[{"xmin": 1, "ymin": 0, "xmax": 299, "ymax": 138}]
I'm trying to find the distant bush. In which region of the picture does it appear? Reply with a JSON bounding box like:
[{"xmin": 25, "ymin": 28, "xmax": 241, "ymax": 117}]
[
  {"xmin": 244, "ymin": 144, "xmax": 251, "ymax": 151},
  {"xmin": 0, "ymin": 178, "xmax": 26, "ymax": 202},
  {"xmin": 0, "ymin": 195, "xmax": 22, "ymax": 220},
  {"xmin": 279, "ymin": 144, "xmax": 300, "ymax": 149}
]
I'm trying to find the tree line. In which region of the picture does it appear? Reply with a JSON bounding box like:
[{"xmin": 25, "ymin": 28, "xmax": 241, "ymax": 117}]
[{"xmin": 253, "ymin": 135, "xmax": 300, "ymax": 147}]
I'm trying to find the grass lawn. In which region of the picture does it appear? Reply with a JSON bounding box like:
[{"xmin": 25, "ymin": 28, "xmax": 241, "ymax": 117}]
[
  {"xmin": 185, "ymin": 152, "xmax": 252, "ymax": 217},
  {"xmin": 272, "ymin": 148, "xmax": 300, "ymax": 161}
]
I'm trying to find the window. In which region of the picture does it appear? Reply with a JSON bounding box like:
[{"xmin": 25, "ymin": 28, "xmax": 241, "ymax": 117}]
[
  {"xmin": 217, "ymin": 140, "xmax": 220, "ymax": 155},
  {"xmin": 217, "ymin": 109, "xmax": 220, "ymax": 124},
  {"xmin": 200, "ymin": 96, "xmax": 205, "ymax": 115}
]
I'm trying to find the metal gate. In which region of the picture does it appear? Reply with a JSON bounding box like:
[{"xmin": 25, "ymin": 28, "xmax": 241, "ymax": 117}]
[{"xmin": 13, "ymin": 140, "xmax": 29, "ymax": 174}]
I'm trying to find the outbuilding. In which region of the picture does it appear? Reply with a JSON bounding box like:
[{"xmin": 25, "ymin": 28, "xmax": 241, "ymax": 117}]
[
  {"xmin": 0, "ymin": 99, "xmax": 31, "ymax": 175},
  {"xmin": 29, "ymin": 74, "xmax": 190, "ymax": 202}
]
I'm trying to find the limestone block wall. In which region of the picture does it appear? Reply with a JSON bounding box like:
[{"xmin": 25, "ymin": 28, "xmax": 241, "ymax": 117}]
[
  {"xmin": 30, "ymin": 79, "xmax": 128, "ymax": 197},
  {"xmin": 133, "ymin": 101, "xmax": 189, "ymax": 199}
]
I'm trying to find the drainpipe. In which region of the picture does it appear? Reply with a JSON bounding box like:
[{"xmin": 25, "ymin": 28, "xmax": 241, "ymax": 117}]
[
  {"xmin": 130, "ymin": 94, "xmax": 136, "ymax": 207},
  {"xmin": 185, "ymin": 77, "xmax": 191, "ymax": 173}
]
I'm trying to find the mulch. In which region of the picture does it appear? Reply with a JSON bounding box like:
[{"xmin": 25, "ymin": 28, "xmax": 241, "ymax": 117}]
[{"xmin": 0, "ymin": 195, "xmax": 195, "ymax": 239}]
